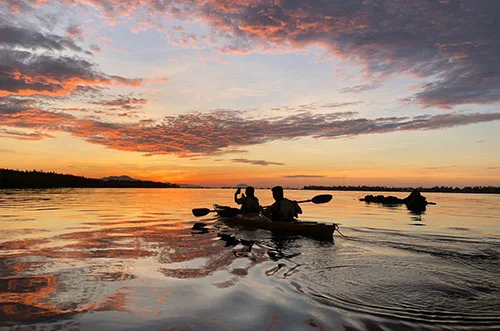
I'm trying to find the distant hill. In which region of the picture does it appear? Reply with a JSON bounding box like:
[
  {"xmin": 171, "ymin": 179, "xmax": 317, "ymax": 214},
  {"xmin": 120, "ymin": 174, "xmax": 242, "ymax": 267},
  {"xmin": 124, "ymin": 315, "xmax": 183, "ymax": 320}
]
[
  {"xmin": 102, "ymin": 175, "xmax": 140, "ymax": 182},
  {"xmin": 0, "ymin": 169, "xmax": 179, "ymax": 189}
]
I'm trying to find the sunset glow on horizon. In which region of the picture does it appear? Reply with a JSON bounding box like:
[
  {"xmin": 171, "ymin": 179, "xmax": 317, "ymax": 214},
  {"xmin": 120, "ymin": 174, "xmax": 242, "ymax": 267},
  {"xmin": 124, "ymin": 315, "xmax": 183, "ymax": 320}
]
[{"xmin": 1, "ymin": 0, "xmax": 499, "ymax": 187}]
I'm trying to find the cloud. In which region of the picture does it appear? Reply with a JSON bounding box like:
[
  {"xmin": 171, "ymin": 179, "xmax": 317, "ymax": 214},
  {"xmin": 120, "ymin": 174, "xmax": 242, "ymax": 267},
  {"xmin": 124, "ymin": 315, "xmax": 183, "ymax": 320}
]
[
  {"xmin": 92, "ymin": 95, "xmax": 148, "ymax": 110},
  {"xmin": 9, "ymin": 0, "xmax": 493, "ymax": 109},
  {"xmin": 0, "ymin": 49, "xmax": 144, "ymax": 97},
  {"xmin": 1, "ymin": 100, "xmax": 500, "ymax": 157},
  {"xmin": 231, "ymin": 158, "xmax": 285, "ymax": 166},
  {"xmin": 0, "ymin": 25, "xmax": 88, "ymax": 53},
  {"xmin": 340, "ymin": 83, "xmax": 382, "ymax": 94},
  {"xmin": 0, "ymin": 96, "xmax": 37, "ymax": 114},
  {"xmin": 160, "ymin": 0, "xmax": 499, "ymax": 108},
  {"xmin": 1, "ymin": 1, "xmax": 499, "ymax": 158},
  {"xmin": 90, "ymin": 44, "xmax": 101, "ymax": 53},
  {"xmin": 197, "ymin": 56, "xmax": 227, "ymax": 65},
  {"xmin": 294, "ymin": 102, "xmax": 362, "ymax": 112},
  {"xmin": 0, "ymin": 128, "xmax": 54, "ymax": 140},
  {"xmin": 66, "ymin": 25, "xmax": 83, "ymax": 38},
  {"xmin": 424, "ymin": 165, "xmax": 457, "ymax": 170},
  {"xmin": 322, "ymin": 102, "xmax": 363, "ymax": 109},
  {"xmin": 283, "ymin": 175, "xmax": 326, "ymax": 178},
  {"xmin": 0, "ymin": 24, "xmax": 150, "ymax": 98}
]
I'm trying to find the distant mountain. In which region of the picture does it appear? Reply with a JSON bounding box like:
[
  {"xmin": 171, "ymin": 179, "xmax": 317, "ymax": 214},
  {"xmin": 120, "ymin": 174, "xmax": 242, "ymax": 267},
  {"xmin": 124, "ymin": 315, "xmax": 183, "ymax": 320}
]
[{"xmin": 102, "ymin": 175, "xmax": 140, "ymax": 182}]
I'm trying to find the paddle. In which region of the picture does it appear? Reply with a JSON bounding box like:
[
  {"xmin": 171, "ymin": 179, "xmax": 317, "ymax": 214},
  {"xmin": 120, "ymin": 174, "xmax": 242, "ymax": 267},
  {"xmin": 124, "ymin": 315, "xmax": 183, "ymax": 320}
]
[
  {"xmin": 192, "ymin": 206, "xmax": 241, "ymax": 217},
  {"xmin": 192, "ymin": 194, "xmax": 333, "ymax": 217},
  {"xmin": 297, "ymin": 194, "xmax": 332, "ymax": 205},
  {"xmin": 192, "ymin": 208, "xmax": 215, "ymax": 217}
]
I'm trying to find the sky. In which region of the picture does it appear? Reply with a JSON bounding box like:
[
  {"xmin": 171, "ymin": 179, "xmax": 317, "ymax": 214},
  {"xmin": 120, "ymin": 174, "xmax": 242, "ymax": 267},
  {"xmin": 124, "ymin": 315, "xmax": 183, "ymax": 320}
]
[{"xmin": 1, "ymin": 0, "xmax": 499, "ymax": 188}]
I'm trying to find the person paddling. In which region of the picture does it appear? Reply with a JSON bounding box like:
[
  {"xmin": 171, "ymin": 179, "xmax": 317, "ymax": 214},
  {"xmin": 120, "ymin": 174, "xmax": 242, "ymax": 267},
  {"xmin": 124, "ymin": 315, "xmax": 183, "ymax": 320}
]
[
  {"xmin": 234, "ymin": 186, "xmax": 261, "ymax": 214},
  {"xmin": 263, "ymin": 186, "xmax": 302, "ymax": 222}
]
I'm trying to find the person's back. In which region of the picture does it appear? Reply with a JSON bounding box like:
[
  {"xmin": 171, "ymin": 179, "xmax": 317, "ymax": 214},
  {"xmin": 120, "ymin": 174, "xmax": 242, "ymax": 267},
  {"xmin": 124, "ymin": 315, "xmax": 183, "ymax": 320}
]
[
  {"xmin": 234, "ymin": 186, "xmax": 261, "ymax": 214},
  {"xmin": 276, "ymin": 198, "xmax": 299, "ymax": 221},
  {"xmin": 264, "ymin": 186, "xmax": 302, "ymax": 222}
]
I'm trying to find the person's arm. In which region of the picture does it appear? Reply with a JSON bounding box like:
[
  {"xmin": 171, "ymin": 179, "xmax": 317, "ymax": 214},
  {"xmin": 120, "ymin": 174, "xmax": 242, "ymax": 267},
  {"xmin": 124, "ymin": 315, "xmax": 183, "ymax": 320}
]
[
  {"xmin": 256, "ymin": 198, "xmax": 263, "ymax": 212},
  {"xmin": 263, "ymin": 202, "xmax": 276, "ymax": 217},
  {"xmin": 234, "ymin": 188, "xmax": 241, "ymax": 204},
  {"xmin": 294, "ymin": 201, "xmax": 302, "ymax": 215}
]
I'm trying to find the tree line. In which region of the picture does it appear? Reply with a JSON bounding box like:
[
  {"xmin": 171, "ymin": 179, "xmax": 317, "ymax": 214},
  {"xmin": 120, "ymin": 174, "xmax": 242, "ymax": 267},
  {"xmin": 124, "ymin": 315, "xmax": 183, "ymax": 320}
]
[
  {"xmin": 303, "ymin": 185, "xmax": 500, "ymax": 194},
  {"xmin": 0, "ymin": 169, "xmax": 179, "ymax": 189}
]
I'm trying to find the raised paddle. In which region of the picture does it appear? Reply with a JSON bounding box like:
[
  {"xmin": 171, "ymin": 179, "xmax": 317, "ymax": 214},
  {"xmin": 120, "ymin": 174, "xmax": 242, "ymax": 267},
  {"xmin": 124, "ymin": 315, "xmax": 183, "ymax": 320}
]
[{"xmin": 192, "ymin": 194, "xmax": 333, "ymax": 217}]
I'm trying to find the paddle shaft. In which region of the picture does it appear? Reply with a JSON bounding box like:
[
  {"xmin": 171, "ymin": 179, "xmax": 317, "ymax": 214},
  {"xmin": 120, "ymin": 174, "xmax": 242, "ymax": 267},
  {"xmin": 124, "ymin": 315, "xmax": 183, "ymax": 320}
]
[
  {"xmin": 262, "ymin": 199, "xmax": 309, "ymax": 209},
  {"xmin": 264, "ymin": 194, "xmax": 332, "ymax": 208}
]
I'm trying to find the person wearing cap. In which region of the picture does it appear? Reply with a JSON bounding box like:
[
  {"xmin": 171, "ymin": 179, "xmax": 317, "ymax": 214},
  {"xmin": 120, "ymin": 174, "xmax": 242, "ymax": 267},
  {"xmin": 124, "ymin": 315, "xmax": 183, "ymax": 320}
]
[
  {"xmin": 234, "ymin": 186, "xmax": 261, "ymax": 214},
  {"xmin": 263, "ymin": 186, "xmax": 302, "ymax": 222}
]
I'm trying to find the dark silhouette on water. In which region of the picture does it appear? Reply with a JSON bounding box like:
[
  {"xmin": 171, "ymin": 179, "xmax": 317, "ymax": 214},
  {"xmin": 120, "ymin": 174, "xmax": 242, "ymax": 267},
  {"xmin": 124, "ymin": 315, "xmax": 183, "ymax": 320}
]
[
  {"xmin": 360, "ymin": 189, "xmax": 434, "ymax": 213},
  {"xmin": 191, "ymin": 222, "xmax": 209, "ymax": 234}
]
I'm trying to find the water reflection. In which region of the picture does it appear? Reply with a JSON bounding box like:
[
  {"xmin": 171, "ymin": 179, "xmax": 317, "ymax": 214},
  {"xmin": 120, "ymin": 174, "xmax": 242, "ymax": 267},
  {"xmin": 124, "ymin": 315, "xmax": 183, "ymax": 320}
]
[
  {"xmin": 0, "ymin": 275, "xmax": 63, "ymax": 323},
  {"xmin": 0, "ymin": 189, "xmax": 499, "ymax": 330},
  {"xmin": 409, "ymin": 214, "xmax": 425, "ymax": 226},
  {"xmin": 0, "ymin": 219, "xmax": 231, "ymax": 325}
]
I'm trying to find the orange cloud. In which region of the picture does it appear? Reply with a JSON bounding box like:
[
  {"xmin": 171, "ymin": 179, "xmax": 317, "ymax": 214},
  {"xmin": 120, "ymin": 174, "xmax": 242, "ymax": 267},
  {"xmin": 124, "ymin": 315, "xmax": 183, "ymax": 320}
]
[
  {"xmin": 0, "ymin": 128, "xmax": 54, "ymax": 140},
  {"xmin": 92, "ymin": 95, "xmax": 148, "ymax": 110},
  {"xmin": 2, "ymin": 100, "xmax": 500, "ymax": 158}
]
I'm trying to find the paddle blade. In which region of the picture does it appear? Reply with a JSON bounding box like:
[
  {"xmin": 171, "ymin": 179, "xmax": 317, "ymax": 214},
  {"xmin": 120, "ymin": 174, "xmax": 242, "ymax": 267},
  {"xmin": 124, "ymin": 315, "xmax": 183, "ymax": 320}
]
[
  {"xmin": 217, "ymin": 207, "xmax": 241, "ymax": 218},
  {"xmin": 192, "ymin": 208, "xmax": 212, "ymax": 217},
  {"xmin": 311, "ymin": 194, "xmax": 333, "ymax": 204}
]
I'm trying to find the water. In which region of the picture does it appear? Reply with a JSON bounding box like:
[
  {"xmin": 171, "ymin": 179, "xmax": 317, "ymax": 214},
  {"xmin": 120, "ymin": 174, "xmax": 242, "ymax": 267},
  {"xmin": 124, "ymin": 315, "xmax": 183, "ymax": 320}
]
[{"xmin": 0, "ymin": 189, "xmax": 498, "ymax": 330}]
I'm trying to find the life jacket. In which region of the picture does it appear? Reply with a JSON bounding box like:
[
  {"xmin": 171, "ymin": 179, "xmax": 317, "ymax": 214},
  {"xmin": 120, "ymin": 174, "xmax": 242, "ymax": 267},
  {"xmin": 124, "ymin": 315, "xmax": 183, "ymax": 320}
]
[
  {"xmin": 278, "ymin": 198, "xmax": 298, "ymax": 221},
  {"xmin": 241, "ymin": 196, "xmax": 260, "ymax": 213}
]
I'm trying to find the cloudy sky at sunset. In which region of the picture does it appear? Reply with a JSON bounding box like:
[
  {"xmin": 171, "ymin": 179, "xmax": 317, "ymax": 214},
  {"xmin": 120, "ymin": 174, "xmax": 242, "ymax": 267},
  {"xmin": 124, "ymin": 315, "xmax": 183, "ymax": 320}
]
[{"xmin": 1, "ymin": 0, "xmax": 499, "ymax": 187}]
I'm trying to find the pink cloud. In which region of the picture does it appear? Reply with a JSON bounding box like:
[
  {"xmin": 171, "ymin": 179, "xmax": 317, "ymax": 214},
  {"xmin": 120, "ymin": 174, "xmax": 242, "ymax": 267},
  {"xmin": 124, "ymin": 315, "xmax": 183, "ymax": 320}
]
[{"xmin": 66, "ymin": 25, "xmax": 83, "ymax": 38}]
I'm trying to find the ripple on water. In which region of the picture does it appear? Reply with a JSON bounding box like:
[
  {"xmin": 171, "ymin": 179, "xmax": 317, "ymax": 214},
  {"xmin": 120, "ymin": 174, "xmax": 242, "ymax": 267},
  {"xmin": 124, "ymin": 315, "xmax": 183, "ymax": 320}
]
[{"xmin": 280, "ymin": 232, "xmax": 500, "ymax": 330}]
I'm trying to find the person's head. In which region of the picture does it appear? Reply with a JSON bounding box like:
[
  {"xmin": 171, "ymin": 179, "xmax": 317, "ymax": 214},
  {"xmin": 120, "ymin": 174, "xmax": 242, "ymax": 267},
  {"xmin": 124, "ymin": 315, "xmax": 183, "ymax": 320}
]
[
  {"xmin": 245, "ymin": 186, "xmax": 255, "ymax": 197},
  {"xmin": 271, "ymin": 186, "xmax": 284, "ymax": 201}
]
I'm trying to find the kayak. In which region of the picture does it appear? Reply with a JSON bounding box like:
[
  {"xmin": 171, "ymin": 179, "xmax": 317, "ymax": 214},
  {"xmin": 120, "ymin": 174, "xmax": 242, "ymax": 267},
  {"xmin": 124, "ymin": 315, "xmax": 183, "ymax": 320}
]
[{"xmin": 214, "ymin": 204, "xmax": 336, "ymax": 241}]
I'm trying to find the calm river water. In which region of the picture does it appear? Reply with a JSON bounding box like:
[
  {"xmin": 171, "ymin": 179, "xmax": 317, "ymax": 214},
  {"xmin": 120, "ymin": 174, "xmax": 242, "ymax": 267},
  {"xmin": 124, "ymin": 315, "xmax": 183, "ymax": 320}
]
[{"xmin": 0, "ymin": 188, "xmax": 499, "ymax": 330}]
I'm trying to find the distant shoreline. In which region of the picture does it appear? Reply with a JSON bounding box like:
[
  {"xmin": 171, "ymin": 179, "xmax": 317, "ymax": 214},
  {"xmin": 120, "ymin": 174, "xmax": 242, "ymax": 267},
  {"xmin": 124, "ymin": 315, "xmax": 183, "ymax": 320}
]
[
  {"xmin": 1, "ymin": 169, "xmax": 498, "ymax": 193},
  {"xmin": 173, "ymin": 185, "xmax": 500, "ymax": 194},
  {"xmin": 0, "ymin": 169, "xmax": 179, "ymax": 189},
  {"xmin": 303, "ymin": 185, "xmax": 500, "ymax": 194}
]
